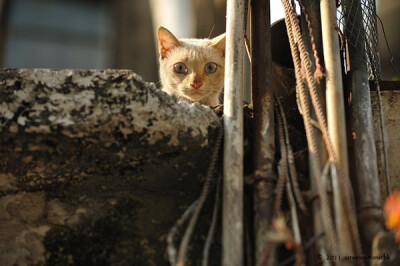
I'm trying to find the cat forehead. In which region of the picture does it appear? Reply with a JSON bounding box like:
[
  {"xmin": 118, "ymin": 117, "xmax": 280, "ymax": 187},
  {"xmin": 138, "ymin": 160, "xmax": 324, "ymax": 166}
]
[
  {"xmin": 165, "ymin": 41, "xmax": 223, "ymax": 62},
  {"xmin": 179, "ymin": 37, "xmax": 214, "ymax": 46}
]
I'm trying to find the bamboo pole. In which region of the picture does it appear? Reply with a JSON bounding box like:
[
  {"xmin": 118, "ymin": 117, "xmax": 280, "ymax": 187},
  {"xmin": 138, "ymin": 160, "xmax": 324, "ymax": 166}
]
[
  {"xmin": 250, "ymin": 0, "xmax": 275, "ymax": 263},
  {"xmin": 320, "ymin": 0, "xmax": 354, "ymax": 259},
  {"xmin": 222, "ymin": 0, "xmax": 246, "ymax": 265}
]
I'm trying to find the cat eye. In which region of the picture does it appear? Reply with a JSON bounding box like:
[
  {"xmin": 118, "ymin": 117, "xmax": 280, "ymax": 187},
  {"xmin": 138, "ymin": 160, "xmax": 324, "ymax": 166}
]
[
  {"xmin": 205, "ymin": 62, "xmax": 217, "ymax": 74},
  {"xmin": 173, "ymin": 63, "xmax": 188, "ymax": 74}
]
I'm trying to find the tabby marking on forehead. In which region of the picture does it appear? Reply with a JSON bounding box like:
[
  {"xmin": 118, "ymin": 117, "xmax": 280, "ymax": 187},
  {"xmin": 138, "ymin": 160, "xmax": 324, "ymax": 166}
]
[{"xmin": 157, "ymin": 27, "xmax": 226, "ymax": 107}]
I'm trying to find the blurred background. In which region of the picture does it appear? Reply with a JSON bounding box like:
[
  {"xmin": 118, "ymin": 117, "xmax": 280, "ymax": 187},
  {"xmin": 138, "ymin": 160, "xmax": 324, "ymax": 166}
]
[
  {"xmin": 0, "ymin": 0, "xmax": 227, "ymax": 83},
  {"xmin": 0, "ymin": 0, "xmax": 398, "ymax": 83}
]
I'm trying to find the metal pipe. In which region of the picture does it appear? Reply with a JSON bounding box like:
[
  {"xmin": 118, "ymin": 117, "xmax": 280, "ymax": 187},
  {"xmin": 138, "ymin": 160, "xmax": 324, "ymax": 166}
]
[
  {"xmin": 223, "ymin": 0, "xmax": 246, "ymax": 265},
  {"xmin": 250, "ymin": 0, "xmax": 275, "ymax": 263},
  {"xmin": 320, "ymin": 0, "xmax": 354, "ymax": 258},
  {"xmin": 343, "ymin": 0, "xmax": 384, "ymax": 246}
]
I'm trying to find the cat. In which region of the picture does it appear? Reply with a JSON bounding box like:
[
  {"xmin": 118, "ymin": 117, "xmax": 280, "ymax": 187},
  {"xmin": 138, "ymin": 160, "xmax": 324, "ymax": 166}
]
[{"xmin": 157, "ymin": 27, "xmax": 226, "ymax": 107}]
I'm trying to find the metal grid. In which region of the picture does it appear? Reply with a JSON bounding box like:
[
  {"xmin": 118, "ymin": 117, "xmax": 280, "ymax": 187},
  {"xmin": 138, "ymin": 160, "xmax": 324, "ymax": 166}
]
[{"xmin": 337, "ymin": 0, "xmax": 381, "ymax": 80}]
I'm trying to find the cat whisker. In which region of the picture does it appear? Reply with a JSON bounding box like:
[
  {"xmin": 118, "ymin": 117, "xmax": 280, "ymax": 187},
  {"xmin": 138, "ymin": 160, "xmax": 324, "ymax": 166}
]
[
  {"xmin": 175, "ymin": 90, "xmax": 185, "ymax": 97},
  {"xmin": 199, "ymin": 87, "xmax": 215, "ymax": 92},
  {"xmin": 208, "ymin": 25, "xmax": 216, "ymax": 39}
]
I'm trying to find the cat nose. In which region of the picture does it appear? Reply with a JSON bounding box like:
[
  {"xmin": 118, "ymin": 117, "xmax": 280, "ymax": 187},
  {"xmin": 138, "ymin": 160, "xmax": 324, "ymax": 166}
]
[{"xmin": 190, "ymin": 80, "xmax": 202, "ymax": 89}]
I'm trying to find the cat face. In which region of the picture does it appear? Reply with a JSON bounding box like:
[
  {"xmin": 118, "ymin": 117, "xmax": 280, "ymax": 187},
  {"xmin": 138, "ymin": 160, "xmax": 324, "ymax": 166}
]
[{"xmin": 157, "ymin": 27, "xmax": 225, "ymax": 106}]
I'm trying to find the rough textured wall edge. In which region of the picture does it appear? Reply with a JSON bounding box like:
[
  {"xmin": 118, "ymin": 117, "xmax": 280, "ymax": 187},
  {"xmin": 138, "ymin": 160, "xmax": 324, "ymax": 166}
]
[{"xmin": 0, "ymin": 68, "xmax": 220, "ymax": 146}]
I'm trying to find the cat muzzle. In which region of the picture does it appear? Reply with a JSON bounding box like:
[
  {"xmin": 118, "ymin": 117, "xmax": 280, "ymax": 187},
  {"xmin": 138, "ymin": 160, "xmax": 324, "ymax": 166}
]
[{"xmin": 190, "ymin": 81, "xmax": 202, "ymax": 89}]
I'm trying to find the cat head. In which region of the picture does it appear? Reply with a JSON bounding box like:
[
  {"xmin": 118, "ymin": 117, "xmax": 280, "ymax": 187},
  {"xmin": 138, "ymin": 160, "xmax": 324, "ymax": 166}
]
[{"xmin": 157, "ymin": 27, "xmax": 225, "ymax": 106}]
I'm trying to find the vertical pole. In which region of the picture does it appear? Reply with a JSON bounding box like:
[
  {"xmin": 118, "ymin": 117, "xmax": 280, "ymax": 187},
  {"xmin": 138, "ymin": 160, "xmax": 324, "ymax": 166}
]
[
  {"xmin": 223, "ymin": 0, "xmax": 245, "ymax": 265},
  {"xmin": 320, "ymin": 0, "xmax": 354, "ymax": 258},
  {"xmin": 343, "ymin": 0, "xmax": 384, "ymax": 246},
  {"xmin": 250, "ymin": 0, "xmax": 275, "ymax": 263}
]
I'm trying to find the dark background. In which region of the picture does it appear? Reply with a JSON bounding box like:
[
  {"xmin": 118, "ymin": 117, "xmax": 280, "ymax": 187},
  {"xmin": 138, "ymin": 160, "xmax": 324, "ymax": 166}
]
[
  {"xmin": 0, "ymin": 0, "xmax": 398, "ymax": 82},
  {"xmin": 0, "ymin": 0, "xmax": 226, "ymax": 83}
]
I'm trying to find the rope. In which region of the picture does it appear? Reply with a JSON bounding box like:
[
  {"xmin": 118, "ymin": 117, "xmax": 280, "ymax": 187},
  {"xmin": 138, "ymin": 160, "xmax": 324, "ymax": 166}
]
[
  {"xmin": 296, "ymin": 0, "xmax": 324, "ymax": 80},
  {"xmin": 277, "ymin": 96, "xmax": 308, "ymax": 214},
  {"xmin": 167, "ymin": 200, "xmax": 198, "ymax": 266},
  {"xmin": 282, "ymin": 0, "xmax": 362, "ymax": 260},
  {"xmin": 175, "ymin": 118, "xmax": 224, "ymax": 266},
  {"xmin": 281, "ymin": 0, "xmax": 339, "ymax": 256},
  {"xmin": 202, "ymin": 174, "xmax": 221, "ymax": 266},
  {"xmin": 257, "ymin": 104, "xmax": 290, "ymax": 266}
]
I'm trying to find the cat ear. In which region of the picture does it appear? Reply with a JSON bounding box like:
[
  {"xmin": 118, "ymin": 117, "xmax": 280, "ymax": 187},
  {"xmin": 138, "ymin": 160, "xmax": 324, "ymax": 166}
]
[
  {"xmin": 211, "ymin": 33, "xmax": 226, "ymax": 56},
  {"xmin": 158, "ymin": 27, "xmax": 181, "ymax": 59}
]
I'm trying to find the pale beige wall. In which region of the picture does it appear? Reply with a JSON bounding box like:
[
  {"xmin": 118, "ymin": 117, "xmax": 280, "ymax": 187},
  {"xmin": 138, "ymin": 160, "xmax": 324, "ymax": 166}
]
[{"xmin": 372, "ymin": 89, "xmax": 400, "ymax": 200}]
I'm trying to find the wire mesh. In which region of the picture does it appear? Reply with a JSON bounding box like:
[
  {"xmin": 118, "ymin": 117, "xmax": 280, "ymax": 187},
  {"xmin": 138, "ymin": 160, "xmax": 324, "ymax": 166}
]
[{"xmin": 337, "ymin": 0, "xmax": 381, "ymax": 80}]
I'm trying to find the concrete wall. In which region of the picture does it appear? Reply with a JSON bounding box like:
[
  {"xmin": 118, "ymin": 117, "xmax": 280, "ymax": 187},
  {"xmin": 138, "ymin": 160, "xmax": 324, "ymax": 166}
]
[{"xmin": 0, "ymin": 68, "xmax": 221, "ymax": 265}]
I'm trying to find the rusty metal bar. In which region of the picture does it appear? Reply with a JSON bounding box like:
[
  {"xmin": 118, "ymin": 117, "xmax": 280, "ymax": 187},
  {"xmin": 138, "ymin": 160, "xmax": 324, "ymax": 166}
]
[
  {"xmin": 250, "ymin": 0, "xmax": 275, "ymax": 263},
  {"xmin": 222, "ymin": 0, "xmax": 246, "ymax": 265}
]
